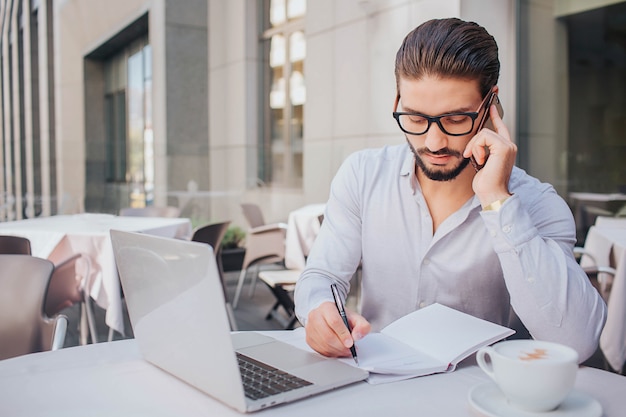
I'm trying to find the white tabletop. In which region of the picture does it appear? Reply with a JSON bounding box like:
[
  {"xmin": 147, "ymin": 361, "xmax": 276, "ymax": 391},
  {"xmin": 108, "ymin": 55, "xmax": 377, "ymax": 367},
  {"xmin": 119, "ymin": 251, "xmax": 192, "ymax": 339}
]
[
  {"xmin": 0, "ymin": 337, "xmax": 623, "ymax": 416},
  {"xmin": 583, "ymin": 226, "xmax": 626, "ymax": 372},
  {"xmin": 284, "ymin": 204, "xmax": 325, "ymax": 270},
  {"xmin": 0, "ymin": 214, "xmax": 192, "ymax": 335}
]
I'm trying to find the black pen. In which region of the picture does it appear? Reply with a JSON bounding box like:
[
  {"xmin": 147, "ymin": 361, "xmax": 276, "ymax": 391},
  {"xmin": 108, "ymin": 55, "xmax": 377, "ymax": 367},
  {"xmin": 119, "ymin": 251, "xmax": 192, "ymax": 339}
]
[{"xmin": 330, "ymin": 283, "xmax": 359, "ymax": 365}]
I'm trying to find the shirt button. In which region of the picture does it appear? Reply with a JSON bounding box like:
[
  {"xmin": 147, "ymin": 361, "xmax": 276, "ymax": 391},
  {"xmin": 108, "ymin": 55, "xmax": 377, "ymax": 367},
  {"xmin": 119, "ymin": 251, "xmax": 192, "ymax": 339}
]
[
  {"xmin": 419, "ymin": 301, "xmax": 427, "ymax": 308},
  {"xmin": 527, "ymin": 276, "xmax": 535, "ymax": 283},
  {"xmin": 502, "ymin": 225, "xmax": 512, "ymax": 233},
  {"xmin": 489, "ymin": 229, "xmax": 497, "ymax": 237},
  {"xmin": 423, "ymin": 258, "xmax": 430, "ymax": 265}
]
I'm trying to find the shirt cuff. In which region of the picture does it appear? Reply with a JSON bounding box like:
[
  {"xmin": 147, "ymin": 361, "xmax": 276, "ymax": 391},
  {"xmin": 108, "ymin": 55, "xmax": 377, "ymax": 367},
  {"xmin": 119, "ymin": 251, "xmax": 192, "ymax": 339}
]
[{"xmin": 480, "ymin": 194, "xmax": 538, "ymax": 253}]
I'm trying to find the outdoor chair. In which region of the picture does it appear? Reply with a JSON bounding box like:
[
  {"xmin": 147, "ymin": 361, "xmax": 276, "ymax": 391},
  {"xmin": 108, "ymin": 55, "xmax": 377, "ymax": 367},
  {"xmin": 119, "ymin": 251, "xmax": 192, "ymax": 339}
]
[
  {"xmin": 241, "ymin": 203, "xmax": 266, "ymax": 228},
  {"xmin": 574, "ymin": 246, "xmax": 615, "ymax": 302},
  {"xmin": 0, "ymin": 235, "xmax": 32, "ymax": 255},
  {"xmin": 0, "ymin": 255, "xmax": 67, "ymax": 360},
  {"xmin": 44, "ymin": 253, "xmax": 99, "ymax": 344},
  {"xmin": 232, "ymin": 203, "xmax": 287, "ymax": 309},
  {"xmin": 595, "ymin": 216, "xmax": 626, "ymax": 228},
  {"xmin": 191, "ymin": 220, "xmax": 237, "ymax": 330}
]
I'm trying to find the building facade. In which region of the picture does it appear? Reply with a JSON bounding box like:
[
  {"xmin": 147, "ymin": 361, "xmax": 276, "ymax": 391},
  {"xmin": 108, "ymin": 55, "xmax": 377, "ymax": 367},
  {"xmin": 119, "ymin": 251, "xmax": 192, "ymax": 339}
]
[{"xmin": 0, "ymin": 0, "xmax": 624, "ymax": 228}]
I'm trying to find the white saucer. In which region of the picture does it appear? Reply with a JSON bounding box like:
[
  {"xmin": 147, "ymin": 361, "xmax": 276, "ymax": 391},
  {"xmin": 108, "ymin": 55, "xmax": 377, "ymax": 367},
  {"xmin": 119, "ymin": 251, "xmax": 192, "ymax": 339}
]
[{"xmin": 468, "ymin": 383, "xmax": 602, "ymax": 417}]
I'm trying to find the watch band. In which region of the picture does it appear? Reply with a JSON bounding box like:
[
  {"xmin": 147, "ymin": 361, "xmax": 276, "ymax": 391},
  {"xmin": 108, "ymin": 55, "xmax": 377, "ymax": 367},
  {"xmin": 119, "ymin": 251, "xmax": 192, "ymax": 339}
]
[{"xmin": 482, "ymin": 196, "xmax": 510, "ymax": 211}]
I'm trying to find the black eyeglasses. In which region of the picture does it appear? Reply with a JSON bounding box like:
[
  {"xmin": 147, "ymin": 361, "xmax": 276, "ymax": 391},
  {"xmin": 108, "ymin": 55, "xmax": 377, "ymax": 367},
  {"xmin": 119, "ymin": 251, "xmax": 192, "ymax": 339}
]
[{"xmin": 392, "ymin": 93, "xmax": 490, "ymax": 136}]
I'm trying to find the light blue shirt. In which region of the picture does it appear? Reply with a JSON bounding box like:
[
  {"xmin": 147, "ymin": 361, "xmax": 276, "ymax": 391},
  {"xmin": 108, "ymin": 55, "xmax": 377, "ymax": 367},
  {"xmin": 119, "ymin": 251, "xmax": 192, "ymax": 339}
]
[{"xmin": 294, "ymin": 144, "xmax": 606, "ymax": 361}]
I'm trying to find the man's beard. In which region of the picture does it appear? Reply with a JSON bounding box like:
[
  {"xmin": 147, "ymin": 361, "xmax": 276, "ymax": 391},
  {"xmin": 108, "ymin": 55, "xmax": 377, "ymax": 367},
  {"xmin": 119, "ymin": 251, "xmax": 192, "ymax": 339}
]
[{"xmin": 406, "ymin": 138, "xmax": 470, "ymax": 182}]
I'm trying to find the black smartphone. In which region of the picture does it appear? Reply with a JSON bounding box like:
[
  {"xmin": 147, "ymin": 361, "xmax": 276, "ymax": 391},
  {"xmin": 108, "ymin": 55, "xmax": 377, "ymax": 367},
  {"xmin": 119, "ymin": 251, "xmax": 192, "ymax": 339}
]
[{"xmin": 470, "ymin": 92, "xmax": 504, "ymax": 171}]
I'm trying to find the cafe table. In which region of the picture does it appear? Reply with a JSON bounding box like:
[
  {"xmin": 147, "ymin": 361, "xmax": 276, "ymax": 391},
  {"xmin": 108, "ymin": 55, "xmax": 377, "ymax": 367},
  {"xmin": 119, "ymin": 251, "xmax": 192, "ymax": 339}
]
[
  {"xmin": 0, "ymin": 213, "xmax": 192, "ymax": 337},
  {"xmin": 0, "ymin": 335, "xmax": 624, "ymax": 416},
  {"xmin": 581, "ymin": 224, "xmax": 626, "ymax": 372},
  {"xmin": 284, "ymin": 204, "xmax": 325, "ymax": 270}
]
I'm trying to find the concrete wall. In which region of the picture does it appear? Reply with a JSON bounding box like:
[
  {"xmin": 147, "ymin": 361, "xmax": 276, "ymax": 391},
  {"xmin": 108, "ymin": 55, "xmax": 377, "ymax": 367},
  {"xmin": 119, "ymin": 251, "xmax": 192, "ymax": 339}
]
[
  {"xmin": 164, "ymin": 0, "xmax": 208, "ymax": 193},
  {"xmin": 56, "ymin": 0, "xmax": 154, "ymax": 212},
  {"xmin": 55, "ymin": 0, "xmax": 208, "ymax": 214}
]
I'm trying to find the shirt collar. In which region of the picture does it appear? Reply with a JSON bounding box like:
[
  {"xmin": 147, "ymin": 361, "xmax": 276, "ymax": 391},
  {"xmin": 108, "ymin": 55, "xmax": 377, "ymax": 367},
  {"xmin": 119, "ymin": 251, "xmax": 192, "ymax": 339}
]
[{"xmin": 400, "ymin": 145, "xmax": 418, "ymax": 194}]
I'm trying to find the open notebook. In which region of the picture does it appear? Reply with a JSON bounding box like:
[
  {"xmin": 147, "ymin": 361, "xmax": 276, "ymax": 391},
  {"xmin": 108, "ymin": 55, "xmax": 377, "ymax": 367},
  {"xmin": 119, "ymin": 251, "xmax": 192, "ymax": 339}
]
[
  {"xmin": 110, "ymin": 230, "xmax": 368, "ymax": 412},
  {"xmin": 279, "ymin": 303, "xmax": 514, "ymax": 384}
]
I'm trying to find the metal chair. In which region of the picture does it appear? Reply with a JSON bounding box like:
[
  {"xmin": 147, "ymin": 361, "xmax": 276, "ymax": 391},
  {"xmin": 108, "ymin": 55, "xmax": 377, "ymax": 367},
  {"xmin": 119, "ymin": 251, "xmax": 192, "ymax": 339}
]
[
  {"xmin": 191, "ymin": 221, "xmax": 237, "ymax": 330},
  {"xmin": 44, "ymin": 253, "xmax": 99, "ymax": 344},
  {"xmin": 574, "ymin": 246, "xmax": 616, "ymax": 302},
  {"xmin": 0, "ymin": 235, "xmax": 31, "ymax": 255},
  {"xmin": 0, "ymin": 255, "xmax": 67, "ymax": 360}
]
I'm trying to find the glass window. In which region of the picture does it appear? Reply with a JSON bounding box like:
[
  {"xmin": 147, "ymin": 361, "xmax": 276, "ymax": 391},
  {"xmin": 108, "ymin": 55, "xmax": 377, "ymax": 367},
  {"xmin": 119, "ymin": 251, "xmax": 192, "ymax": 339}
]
[
  {"xmin": 104, "ymin": 53, "xmax": 127, "ymax": 183},
  {"xmin": 260, "ymin": 0, "xmax": 306, "ymax": 187},
  {"xmin": 103, "ymin": 36, "xmax": 152, "ymax": 206},
  {"xmin": 564, "ymin": 3, "xmax": 626, "ymax": 193}
]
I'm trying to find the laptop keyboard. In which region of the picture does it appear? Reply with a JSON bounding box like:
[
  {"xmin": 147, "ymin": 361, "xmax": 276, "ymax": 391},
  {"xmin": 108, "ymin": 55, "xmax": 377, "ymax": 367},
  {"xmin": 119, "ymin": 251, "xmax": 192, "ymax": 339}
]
[{"xmin": 237, "ymin": 353, "xmax": 313, "ymax": 400}]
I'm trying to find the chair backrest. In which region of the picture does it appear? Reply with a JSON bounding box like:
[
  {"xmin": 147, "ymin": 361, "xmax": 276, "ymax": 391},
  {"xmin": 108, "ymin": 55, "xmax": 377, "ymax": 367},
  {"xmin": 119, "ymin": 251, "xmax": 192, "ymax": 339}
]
[
  {"xmin": 119, "ymin": 206, "xmax": 180, "ymax": 218},
  {"xmin": 0, "ymin": 235, "xmax": 32, "ymax": 255},
  {"xmin": 192, "ymin": 221, "xmax": 232, "ymax": 298},
  {"xmin": 595, "ymin": 216, "xmax": 626, "ymax": 228},
  {"xmin": 241, "ymin": 203, "xmax": 265, "ymax": 228},
  {"xmin": 191, "ymin": 221, "xmax": 231, "ymax": 256},
  {"xmin": 44, "ymin": 253, "xmax": 90, "ymax": 317},
  {"xmin": 0, "ymin": 255, "xmax": 59, "ymax": 360}
]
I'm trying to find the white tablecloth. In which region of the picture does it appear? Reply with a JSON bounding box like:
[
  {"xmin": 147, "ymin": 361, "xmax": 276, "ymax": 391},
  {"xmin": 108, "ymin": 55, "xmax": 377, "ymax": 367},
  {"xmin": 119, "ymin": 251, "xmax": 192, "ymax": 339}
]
[
  {"xmin": 0, "ymin": 337, "xmax": 624, "ymax": 416},
  {"xmin": 0, "ymin": 214, "xmax": 192, "ymax": 335},
  {"xmin": 284, "ymin": 204, "xmax": 325, "ymax": 270},
  {"xmin": 582, "ymin": 225, "xmax": 626, "ymax": 371}
]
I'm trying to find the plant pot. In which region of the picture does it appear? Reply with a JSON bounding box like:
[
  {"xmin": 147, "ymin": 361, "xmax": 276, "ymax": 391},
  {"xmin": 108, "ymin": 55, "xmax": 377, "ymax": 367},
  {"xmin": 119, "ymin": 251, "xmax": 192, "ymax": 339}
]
[{"xmin": 221, "ymin": 247, "xmax": 246, "ymax": 272}]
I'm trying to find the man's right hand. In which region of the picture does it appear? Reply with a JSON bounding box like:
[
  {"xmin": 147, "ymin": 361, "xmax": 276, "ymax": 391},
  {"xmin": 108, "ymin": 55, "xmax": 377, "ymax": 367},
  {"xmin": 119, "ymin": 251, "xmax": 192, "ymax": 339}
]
[{"xmin": 304, "ymin": 301, "xmax": 371, "ymax": 357}]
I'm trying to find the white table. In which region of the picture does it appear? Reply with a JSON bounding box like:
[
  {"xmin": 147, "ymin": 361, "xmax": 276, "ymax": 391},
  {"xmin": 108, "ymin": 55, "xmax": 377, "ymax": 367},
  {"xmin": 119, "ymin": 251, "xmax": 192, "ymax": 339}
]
[
  {"xmin": 284, "ymin": 204, "xmax": 325, "ymax": 270},
  {"xmin": 582, "ymin": 225, "xmax": 626, "ymax": 372},
  {"xmin": 0, "ymin": 214, "xmax": 192, "ymax": 336},
  {"xmin": 0, "ymin": 337, "xmax": 624, "ymax": 416}
]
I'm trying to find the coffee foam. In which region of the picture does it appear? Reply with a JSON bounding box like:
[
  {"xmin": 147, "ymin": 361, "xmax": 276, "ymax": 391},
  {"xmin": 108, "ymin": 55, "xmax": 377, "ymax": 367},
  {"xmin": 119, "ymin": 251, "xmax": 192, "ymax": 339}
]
[{"xmin": 494, "ymin": 341, "xmax": 577, "ymax": 363}]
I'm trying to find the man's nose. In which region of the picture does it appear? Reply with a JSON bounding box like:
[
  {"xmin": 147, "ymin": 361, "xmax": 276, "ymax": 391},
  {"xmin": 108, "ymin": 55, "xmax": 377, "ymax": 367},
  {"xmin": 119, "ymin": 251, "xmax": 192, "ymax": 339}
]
[{"xmin": 424, "ymin": 122, "xmax": 449, "ymax": 152}]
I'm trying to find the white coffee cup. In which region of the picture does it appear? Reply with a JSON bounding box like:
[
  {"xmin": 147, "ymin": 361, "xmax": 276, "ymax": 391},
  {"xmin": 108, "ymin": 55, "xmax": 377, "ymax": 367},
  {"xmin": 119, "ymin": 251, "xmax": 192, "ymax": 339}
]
[{"xmin": 476, "ymin": 339, "xmax": 579, "ymax": 412}]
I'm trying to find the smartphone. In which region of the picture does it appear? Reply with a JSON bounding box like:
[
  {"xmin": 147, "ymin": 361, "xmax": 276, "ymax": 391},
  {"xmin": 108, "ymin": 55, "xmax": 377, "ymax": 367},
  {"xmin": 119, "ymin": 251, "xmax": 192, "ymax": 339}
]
[{"xmin": 470, "ymin": 92, "xmax": 504, "ymax": 171}]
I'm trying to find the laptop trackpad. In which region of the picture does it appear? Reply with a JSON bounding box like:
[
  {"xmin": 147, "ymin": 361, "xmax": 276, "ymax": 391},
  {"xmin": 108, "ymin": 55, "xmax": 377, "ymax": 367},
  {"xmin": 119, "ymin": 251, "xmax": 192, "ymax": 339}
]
[{"xmin": 236, "ymin": 337, "xmax": 323, "ymax": 371}]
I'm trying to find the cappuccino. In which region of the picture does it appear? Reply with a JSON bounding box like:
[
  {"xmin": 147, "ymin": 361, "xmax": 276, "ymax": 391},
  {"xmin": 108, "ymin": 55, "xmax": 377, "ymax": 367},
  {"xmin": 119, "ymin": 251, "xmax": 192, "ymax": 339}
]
[{"xmin": 476, "ymin": 340, "xmax": 578, "ymax": 412}]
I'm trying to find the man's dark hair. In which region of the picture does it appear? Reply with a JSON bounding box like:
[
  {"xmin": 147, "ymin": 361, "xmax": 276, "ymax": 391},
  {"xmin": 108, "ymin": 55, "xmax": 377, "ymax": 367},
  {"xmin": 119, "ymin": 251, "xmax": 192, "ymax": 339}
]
[{"xmin": 394, "ymin": 18, "xmax": 500, "ymax": 97}]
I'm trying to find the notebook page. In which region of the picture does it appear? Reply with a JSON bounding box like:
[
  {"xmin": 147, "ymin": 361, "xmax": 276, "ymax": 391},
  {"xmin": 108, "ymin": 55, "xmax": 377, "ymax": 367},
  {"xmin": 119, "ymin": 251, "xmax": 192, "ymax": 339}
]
[{"xmin": 380, "ymin": 303, "xmax": 514, "ymax": 365}]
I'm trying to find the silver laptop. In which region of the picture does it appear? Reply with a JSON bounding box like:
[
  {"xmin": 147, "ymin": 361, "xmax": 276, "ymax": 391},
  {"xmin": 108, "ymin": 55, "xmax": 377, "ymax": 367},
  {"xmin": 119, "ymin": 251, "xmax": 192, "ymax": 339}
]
[{"xmin": 110, "ymin": 230, "xmax": 368, "ymax": 413}]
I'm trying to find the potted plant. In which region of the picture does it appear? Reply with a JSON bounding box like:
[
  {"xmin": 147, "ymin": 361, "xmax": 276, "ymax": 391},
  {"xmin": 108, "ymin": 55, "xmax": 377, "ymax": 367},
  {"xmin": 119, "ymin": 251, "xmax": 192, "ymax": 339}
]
[{"xmin": 220, "ymin": 225, "xmax": 246, "ymax": 272}]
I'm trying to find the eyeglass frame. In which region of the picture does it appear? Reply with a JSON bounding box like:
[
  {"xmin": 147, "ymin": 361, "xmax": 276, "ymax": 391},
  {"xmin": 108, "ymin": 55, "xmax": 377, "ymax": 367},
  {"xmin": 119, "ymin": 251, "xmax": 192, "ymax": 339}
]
[{"xmin": 392, "ymin": 91, "xmax": 493, "ymax": 137}]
